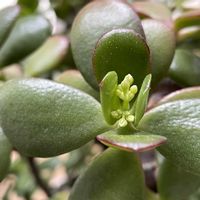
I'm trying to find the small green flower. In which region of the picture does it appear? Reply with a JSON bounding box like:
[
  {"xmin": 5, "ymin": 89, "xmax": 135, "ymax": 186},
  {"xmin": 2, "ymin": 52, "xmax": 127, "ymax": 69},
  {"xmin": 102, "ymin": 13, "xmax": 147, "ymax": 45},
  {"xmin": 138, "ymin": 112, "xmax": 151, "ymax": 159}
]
[{"xmin": 100, "ymin": 71, "xmax": 151, "ymax": 129}]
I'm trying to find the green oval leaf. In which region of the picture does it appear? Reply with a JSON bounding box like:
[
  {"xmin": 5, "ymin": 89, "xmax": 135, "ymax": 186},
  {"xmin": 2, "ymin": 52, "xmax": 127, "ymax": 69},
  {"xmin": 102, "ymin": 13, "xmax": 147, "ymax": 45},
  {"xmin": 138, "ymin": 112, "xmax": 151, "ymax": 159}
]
[
  {"xmin": 97, "ymin": 131, "xmax": 166, "ymax": 152},
  {"xmin": 0, "ymin": 15, "xmax": 51, "ymax": 68},
  {"xmin": 177, "ymin": 26, "xmax": 200, "ymax": 44},
  {"xmin": 70, "ymin": 0, "xmax": 145, "ymax": 89},
  {"xmin": 159, "ymin": 86, "xmax": 200, "ymax": 105},
  {"xmin": 54, "ymin": 70, "xmax": 99, "ymax": 100},
  {"xmin": 139, "ymin": 99, "xmax": 200, "ymax": 175},
  {"xmin": 93, "ymin": 29, "xmax": 150, "ymax": 87},
  {"xmin": 142, "ymin": 19, "xmax": 176, "ymax": 86},
  {"xmin": 0, "ymin": 127, "xmax": 12, "ymax": 182},
  {"xmin": 174, "ymin": 10, "xmax": 200, "ymax": 31},
  {"xmin": 0, "ymin": 5, "xmax": 20, "ymax": 47},
  {"xmin": 169, "ymin": 49, "xmax": 200, "ymax": 86},
  {"xmin": 23, "ymin": 36, "xmax": 69, "ymax": 77},
  {"xmin": 69, "ymin": 148, "xmax": 145, "ymax": 200},
  {"xmin": 158, "ymin": 159, "xmax": 200, "ymax": 200},
  {"xmin": 0, "ymin": 79, "xmax": 109, "ymax": 157}
]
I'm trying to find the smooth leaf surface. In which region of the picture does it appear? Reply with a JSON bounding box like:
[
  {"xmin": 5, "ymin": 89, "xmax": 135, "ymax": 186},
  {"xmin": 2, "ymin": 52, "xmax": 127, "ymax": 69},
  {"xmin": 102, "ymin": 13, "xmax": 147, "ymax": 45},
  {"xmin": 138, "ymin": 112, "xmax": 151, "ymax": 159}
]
[
  {"xmin": 158, "ymin": 159, "xmax": 200, "ymax": 200},
  {"xmin": 23, "ymin": 36, "xmax": 69, "ymax": 77},
  {"xmin": 0, "ymin": 79, "xmax": 109, "ymax": 157},
  {"xmin": 100, "ymin": 71, "xmax": 120, "ymax": 124},
  {"xmin": 159, "ymin": 86, "xmax": 200, "ymax": 105},
  {"xmin": 0, "ymin": 127, "xmax": 12, "ymax": 182},
  {"xmin": 55, "ymin": 70, "xmax": 99, "ymax": 100},
  {"xmin": 139, "ymin": 99, "xmax": 200, "ymax": 175},
  {"xmin": 0, "ymin": 15, "xmax": 51, "ymax": 68},
  {"xmin": 0, "ymin": 5, "xmax": 20, "ymax": 47},
  {"xmin": 97, "ymin": 131, "xmax": 166, "ymax": 152},
  {"xmin": 169, "ymin": 49, "xmax": 200, "ymax": 86},
  {"xmin": 132, "ymin": 1, "xmax": 171, "ymax": 22},
  {"xmin": 134, "ymin": 74, "xmax": 151, "ymax": 126},
  {"xmin": 93, "ymin": 29, "xmax": 150, "ymax": 87},
  {"xmin": 69, "ymin": 148, "xmax": 145, "ymax": 200},
  {"xmin": 70, "ymin": 0, "xmax": 144, "ymax": 89},
  {"xmin": 142, "ymin": 19, "xmax": 175, "ymax": 86}
]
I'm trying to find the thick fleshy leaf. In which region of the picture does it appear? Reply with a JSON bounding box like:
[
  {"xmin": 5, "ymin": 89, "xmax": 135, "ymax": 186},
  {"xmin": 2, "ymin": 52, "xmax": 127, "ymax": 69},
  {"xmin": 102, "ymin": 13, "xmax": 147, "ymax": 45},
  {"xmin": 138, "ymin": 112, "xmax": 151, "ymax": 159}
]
[
  {"xmin": 142, "ymin": 19, "xmax": 176, "ymax": 86},
  {"xmin": 70, "ymin": 0, "xmax": 145, "ymax": 89},
  {"xmin": 69, "ymin": 148, "xmax": 145, "ymax": 200},
  {"xmin": 93, "ymin": 29, "xmax": 150, "ymax": 87},
  {"xmin": 23, "ymin": 36, "xmax": 69, "ymax": 77},
  {"xmin": 132, "ymin": 2, "xmax": 171, "ymax": 22},
  {"xmin": 97, "ymin": 131, "xmax": 166, "ymax": 152},
  {"xmin": 0, "ymin": 79, "xmax": 109, "ymax": 157},
  {"xmin": 0, "ymin": 5, "xmax": 20, "ymax": 47},
  {"xmin": 0, "ymin": 15, "xmax": 51, "ymax": 68},
  {"xmin": 169, "ymin": 49, "xmax": 200, "ymax": 86},
  {"xmin": 174, "ymin": 10, "xmax": 200, "ymax": 31},
  {"xmin": 139, "ymin": 99, "xmax": 200, "ymax": 175},
  {"xmin": 158, "ymin": 159, "xmax": 200, "ymax": 200},
  {"xmin": 159, "ymin": 86, "xmax": 200, "ymax": 105},
  {"xmin": 177, "ymin": 26, "xmax": 200, "ymax": 43},
  {"xmin": 100, "ymin": 71, "xmax": 120, "ymax": 125},
  {"xmin": 54, "ymin": 70, "xmax": 99, "ymax": 100},
  {"xmin": 134, "ymin": 74, "xmax": 151, "ymax": 126},
  {"xmin": 0, "ymin": 127, "xmax": 12, "ymax": 182},
  {"xmin": 18, "ymin": 0, "xmax": 38, "ymax": 15}
]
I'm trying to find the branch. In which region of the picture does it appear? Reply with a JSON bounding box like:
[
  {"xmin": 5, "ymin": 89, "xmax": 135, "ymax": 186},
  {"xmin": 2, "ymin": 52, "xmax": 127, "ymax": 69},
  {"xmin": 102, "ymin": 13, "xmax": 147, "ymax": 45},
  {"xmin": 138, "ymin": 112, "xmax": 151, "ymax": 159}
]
[{"xmin": 27, "ymin": 157, "xmax": 53, "ymax": 198}]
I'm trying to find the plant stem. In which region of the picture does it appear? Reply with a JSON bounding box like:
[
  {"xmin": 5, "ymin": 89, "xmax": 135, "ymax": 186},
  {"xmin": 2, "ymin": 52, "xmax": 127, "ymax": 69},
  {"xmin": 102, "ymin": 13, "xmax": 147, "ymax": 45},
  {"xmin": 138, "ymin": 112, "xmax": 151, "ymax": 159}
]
[{"xmin": 27, "ymin": 157, "xmax": 53, "ymax": 198}]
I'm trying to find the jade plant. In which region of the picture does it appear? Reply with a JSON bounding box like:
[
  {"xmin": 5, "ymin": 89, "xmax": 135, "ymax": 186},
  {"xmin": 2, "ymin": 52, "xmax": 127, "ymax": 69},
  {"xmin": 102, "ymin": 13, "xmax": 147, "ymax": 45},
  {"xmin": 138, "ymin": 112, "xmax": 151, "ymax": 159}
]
[{"xmin": 0, "ymin": 0, "xmax": 200, "ymax": 199}]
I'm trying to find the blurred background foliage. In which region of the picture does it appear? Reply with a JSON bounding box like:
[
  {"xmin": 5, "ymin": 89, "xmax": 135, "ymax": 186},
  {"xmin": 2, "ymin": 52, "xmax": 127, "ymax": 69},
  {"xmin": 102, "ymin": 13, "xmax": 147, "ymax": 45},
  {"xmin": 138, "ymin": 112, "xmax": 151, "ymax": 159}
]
[{"xmin": 0, "ymin": 0, "xmax": 200, "ymax": 199}]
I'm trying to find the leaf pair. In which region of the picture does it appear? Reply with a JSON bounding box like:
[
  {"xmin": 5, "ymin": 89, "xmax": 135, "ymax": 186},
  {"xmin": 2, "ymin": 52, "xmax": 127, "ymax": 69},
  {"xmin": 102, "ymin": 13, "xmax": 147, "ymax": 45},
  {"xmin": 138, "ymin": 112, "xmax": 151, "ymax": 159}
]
[
  {"xmin": 0, "ymin": 6, "xmax": 51, "ymax": 68},
  {"xmin": 99, "ymin": 72, "xmax": 166, "ymax": 152}
]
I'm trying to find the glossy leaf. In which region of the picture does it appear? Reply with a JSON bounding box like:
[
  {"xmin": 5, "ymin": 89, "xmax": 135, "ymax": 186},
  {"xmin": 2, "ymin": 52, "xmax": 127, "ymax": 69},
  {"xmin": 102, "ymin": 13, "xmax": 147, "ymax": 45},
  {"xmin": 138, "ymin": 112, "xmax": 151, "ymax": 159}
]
[
  {"xmin": 0, "ymin": 15, "xmax": 51, "ymax": 68},
  {"xmin": 0, "ymin": 127, "xmax": 12, "ymax": 182},
  {"xmin": 158, "ymin": 159, "xmax": 200, "ymax": 200},
  {"xmin": 0, "ymin": 5, "xmax": 20, "ymax": 47},
  {"xmin": 54, "ymin": 70, "xmax": 99, "ymax": 100},
  {"xmin": 159, "ymin": 86, "xmax": 200, "ymax": 105},
  {"xmin": 70, "ymin": 0, "xmax": 145, "ymax": 89},
  {"xmin": 93, "ymin": 29, "xmax": 150, "ymax": 87},
  {"xmin": 174, "ymin": 10, "xmax": 200, "ymax": 31},
  {"xmin": 23, "ymin": 36, "xmax": 69, "ymax": 77},
  {"xmin": 142, "ymin": 19, "xmax": 175, "ymax": 86},
  {"xmin": 139, "ymin": 99, "xmax": 200, "ymax": 175},
  {"xmin": 132, "ymin": 1, "xmax": 171, "ymax": 22},
  {"xmin": 97, "ymin": 130, "xmax": 166, "ymax": 152},
  {"xmin": 169, "ymin": 49, "xmax": 200, "ymax": 86},
  {"xmin": 100, "ymin": 71, "xmax": 120, "ymax": 125},
  {"xmin": 0, "ymin": 79, "xmax": 109, "ymax": 157},
  {"xmin": 69, "ymin": 148, "xmax": 145, "ymax": 200},
  {"xmin": 134, "ymin": 74, "xmax": 151, "ymax": 126}
]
